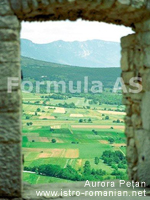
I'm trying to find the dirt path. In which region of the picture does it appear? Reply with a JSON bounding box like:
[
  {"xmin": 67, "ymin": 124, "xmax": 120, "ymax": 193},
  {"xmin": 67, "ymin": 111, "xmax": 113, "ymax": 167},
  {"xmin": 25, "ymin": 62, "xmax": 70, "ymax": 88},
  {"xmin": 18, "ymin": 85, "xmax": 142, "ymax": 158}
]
[
  {"xmin": 64, "ymin": 159, "xmax": 69, "ymax": 168},
  {"xmin": 69, "ymin": 128, "xmax": 73, "ymax": 134},
  {"xmin": 119, "ymin": 148, "xmax": 125, "ymax": 156},
  {"xmin": 23, "ymin": 171, "xmax": 35, "ymax": 174},
  {"xmin": 36, "ymin": 176, "xmax": 41, "ymax": 184}
]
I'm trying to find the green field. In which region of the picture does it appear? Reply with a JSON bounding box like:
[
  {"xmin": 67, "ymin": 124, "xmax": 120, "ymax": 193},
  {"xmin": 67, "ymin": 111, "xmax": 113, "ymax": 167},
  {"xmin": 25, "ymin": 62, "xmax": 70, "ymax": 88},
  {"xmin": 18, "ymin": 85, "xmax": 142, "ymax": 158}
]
[
  {"xmin": 23, "ymin": 172, "xmax": 72, "ymax": 184},
  {"xmin": 22, "ymin": 92, "xmax": 127, "ymax": 184}
]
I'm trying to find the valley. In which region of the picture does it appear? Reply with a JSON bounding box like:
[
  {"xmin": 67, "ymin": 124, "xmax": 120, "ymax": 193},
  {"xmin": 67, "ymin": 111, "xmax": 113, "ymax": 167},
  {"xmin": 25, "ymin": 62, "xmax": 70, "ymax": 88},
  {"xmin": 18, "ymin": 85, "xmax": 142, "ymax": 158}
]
[{"xmin": 22, "ymin": 92, "xmax": 127, "ymax": 184}]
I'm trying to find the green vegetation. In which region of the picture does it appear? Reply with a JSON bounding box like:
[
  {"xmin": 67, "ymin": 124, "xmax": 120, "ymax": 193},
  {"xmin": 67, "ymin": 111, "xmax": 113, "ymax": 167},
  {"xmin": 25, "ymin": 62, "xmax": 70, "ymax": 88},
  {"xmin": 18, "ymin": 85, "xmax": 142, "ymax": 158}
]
[
  {"xmin": 21, "ymin": 56, "xmax": 122, "ymax": 105},
  {"xmin": 94, "ymin": 157, "xmax": 99, "ymax": 165},
  {"xmin": 101, "ymin": 150, "xmax": 127, "ymax": 169},
  {"xmin": 21, "ymin": 56, "xmax": 121, "ymax": 90},
  {"xmin": 51, "ymin": 139, "xmax": 56, "ymax": 143},
  {"xmin": 23, "ymin": 172, "xmax": 72, "ymax": 184},
  {"xmin": 24, "ymin": 160, "xmax": 126, "ymax": 182},
  {"xmin": 22, "ymin": 92, "xmax": 127, "ymax": 184},
  {"xmin": 21, "ymin": 58, "xmax": 127, "ymax": 184}
]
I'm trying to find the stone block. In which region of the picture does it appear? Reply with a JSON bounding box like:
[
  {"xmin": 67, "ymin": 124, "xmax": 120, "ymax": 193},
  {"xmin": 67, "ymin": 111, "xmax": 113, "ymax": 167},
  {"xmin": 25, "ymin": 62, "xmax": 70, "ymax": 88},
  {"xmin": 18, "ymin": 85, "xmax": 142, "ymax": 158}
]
[
  {"xmin": 143, "ymin": 46, "xmax": 150, "ymax": 68},
  {"xmin": 19, "ymin": 0, "xmax": 50, "ymax": 14},
  {"xmin": 117, "ymin": 0, "xmax": 130, "ymax": 5},
  {"xmin": 0, "ymin": 41, "xmax": 20, "ymax": 63},
  {"xmin": 131, "ymin": 0, "xmax": 146, "ymax": 8},
  {"xmin": 130, "ymin": 93, "xmax": 143, "ymax": 101},
  {"xmin": 135, "ymin": 129, "xmax": 150, "ymax": 157},
  {"xmin": 0, "ymin": 16, "xmax": 20, "ymax": 29},
  {"xmin": 122, "ymin": 96, "xmax": 132, "ymax": 105},
  {"xmin": 0, "ymin": 90, "xmax": 21, "ymax": 113},
  {"xmin": 0, "ymin": 143, "xmax": 22, "ymax": 197},
  {"xmin": 22, "ymin": 0, "xmax": 31, "ymax": 13},
  {"xmin": 133, "ymin": 47, "xmax": 144, "ymax": 69},
  {"xmin": 141, "ymin": 92, "xmax": 150, "ymax": 130},
  {"xmin": 9, "ymin": 0, "xmax": 22, "ymax": 14},
  {"xmin": 121, "ymin": 34, "xmax": 135, "ymax": 48},
  {"xmin": 122, "ymin": 71, "xmax": 135, "ymax": 84},
  {"xmin": 139, "ymin": 66, "xmax": 150, "ymax": 75},
  {"xmin": 126, "ymin": 138, "xmax": 137, "ymax": 164},
  {"xmin": 121, "ymin": 50, "xmax": 129, "ymax": 71},
  {"xmin": 38, "ymin": 0, "xmax": 50, "ymax": 6},
  {"xmin": 0, "ymin": 112, "xmax": 21, "ymax": 143},
  {"xmin": 128, "ymin": 48, "xmax": 134, "ymax": 70},
  {"xmin": 128, "ymin": 83, "xmax": 143, "ymax": 96},
  {"xmin": 134, "ymin": 19, "xmax": 150, "ymax": 32},
  {"xmin": 100, "ymin": 0, "xmax": 115, "ymax": 9},
  {"xmin": 131, "ymin": 114, "xmax": 142, "ymax": 128},
  {"xmin": 132, "ymin": 103, "xmax": 141, "ymax": 114},
  {"xmin": 0, "ymin": 62, "xmax": 20, "ymax": 91},
  {"xmin": 139, "ymin": 32, "xmax": 150, "ymax": 46},
  {"xmin": 135, "ymin": 129, "xmax": 150, "ymax": 186},
  {"xmin": 26, "ymin": 0, "xmax": 39, "ymax": 11},
  {"xmin": 124, "ymin": 116, "xmax": 132, "ymax": 126},
  {"xmin": 0, "ymin": 0, "xmax": 13, "ymax": 16},
  {"xmin": 142, "ymin": 70, "xmax": 150, "ymax": 91},
  {"xmin": 125, "ymin": 105, "xmax": 132, "ymax": 116},
  {"xmin": 125, "ymin": 126, "xmax": 134, "ymax": 137},
  {"xmin": 0, "ymin": 29, "xmax": 19, "ymax": 41},
  {"xmin": 116, "ymin": 0, "xmax": 131, "ymax": 10}
]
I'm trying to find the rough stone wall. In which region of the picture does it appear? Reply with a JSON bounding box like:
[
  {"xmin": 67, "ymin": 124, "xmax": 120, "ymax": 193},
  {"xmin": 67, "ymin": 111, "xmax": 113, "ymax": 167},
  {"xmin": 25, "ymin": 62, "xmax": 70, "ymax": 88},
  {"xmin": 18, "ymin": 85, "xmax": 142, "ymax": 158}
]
[
  {"xmin": 121, "ymin": 21, "xmax": 150, "ymax": 186},
  {"xmin": 0, "ymin": 0, "xmax": 150, "ymax": 199},
  {"xmin": 8, "ymin": 0, "xmax": 150, "ymax": 27},
  {"xmin": 0, "ymin": 0, "xmax": 22, "ymax": 198}
]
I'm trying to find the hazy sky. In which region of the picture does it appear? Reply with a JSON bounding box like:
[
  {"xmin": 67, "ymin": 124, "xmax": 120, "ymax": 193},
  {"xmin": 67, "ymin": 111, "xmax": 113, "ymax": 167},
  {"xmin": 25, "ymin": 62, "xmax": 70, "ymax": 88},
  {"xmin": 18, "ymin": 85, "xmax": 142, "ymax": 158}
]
[{"xmin": 21, "ymin": 19, "xmax": 133, "ymax": 44}]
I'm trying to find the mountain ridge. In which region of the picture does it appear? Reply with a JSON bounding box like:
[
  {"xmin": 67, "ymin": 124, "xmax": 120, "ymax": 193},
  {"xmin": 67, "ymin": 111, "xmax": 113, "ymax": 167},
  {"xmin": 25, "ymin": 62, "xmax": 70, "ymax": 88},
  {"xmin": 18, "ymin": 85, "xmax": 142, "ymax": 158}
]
[{"xmin": 21, "ymin": 39, "xmax": 121, "ymax": 68}]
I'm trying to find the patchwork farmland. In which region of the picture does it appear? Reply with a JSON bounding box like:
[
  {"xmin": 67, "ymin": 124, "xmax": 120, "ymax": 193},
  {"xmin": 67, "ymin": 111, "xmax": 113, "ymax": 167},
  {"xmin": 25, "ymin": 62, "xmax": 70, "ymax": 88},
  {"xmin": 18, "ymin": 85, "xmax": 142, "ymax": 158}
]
[{"xmin": 22, "ymin": 92, "xmax": 126, "ymax": 184}]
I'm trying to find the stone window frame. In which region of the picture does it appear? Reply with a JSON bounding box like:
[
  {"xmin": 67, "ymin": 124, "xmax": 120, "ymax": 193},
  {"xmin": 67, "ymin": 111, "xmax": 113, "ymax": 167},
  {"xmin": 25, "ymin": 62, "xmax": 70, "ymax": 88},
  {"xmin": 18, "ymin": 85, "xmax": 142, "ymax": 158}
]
[{"xmin": 1, "ymin": 0, "xmax": 150, "ymax": 198}]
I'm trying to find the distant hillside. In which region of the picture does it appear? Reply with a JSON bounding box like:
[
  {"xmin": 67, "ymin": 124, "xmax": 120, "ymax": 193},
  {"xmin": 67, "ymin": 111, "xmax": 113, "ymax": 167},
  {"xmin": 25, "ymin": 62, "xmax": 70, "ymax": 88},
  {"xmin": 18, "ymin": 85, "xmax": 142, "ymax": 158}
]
[
  {"xmin": 21, "ymin": 39, "xmax": 121, "ymax": 68},
  {"xmin": 21, "ymin": 56, "xmax": 121, "ymax": 89}
]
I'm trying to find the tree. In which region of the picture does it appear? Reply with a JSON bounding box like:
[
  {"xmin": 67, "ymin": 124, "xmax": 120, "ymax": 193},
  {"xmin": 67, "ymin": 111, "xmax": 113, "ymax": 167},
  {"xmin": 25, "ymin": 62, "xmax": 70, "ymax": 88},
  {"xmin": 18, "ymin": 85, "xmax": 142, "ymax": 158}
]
[
  {"xmin": 105, "ymin": 116, "xmax": 109, "ymax": 120},
  {"xmin": 37, "ymin": 108, "xmax": 41, "ymax": 112},
  {"xmin": 79, "ymin": 119, "xmax": 83, "ymax": 123},
  {"xmin": 118, "ymin": 162, "xmax": 126, "ymax": 169},
  {"xmin": 95, "ymin": 157, "xmax": 99, "ymax": 165},
  {"xmin": 116, "ymin": 119, "xmax": 120, "ymax": 123},
  {"xmin": 83, "ymin": 161, "xmax": 91, "ymax": 175},
  {"xmin": 96, "ymin": 169, "xmax": 106, "ymax": 176},
  {"xmin": 88, "ymin": 118, "xmax": 92, "ymax": 123},
  {"xmin": 94, "ymin": 131, "xmax": 98, "ymax": 135},
  {"xmin": 92, "ymin": 129, "xmax": 97, "ymax": 135},
  {"xmin": 51, "ymin": 139, "xmax": 56, "ymax": 143},
  {"xmin": 111, "ymin": 164, "xmax": 118, "ymax": 170},
  {"xmin": 111, "ymin": 170, "xmax": 121, "ymax": 176},
  {"xmin": 91, "ymin": 168, "xmax": 96, "ymax": 175},
  {"xmin": 108, "ymin": 137, "xmax": 115, "ymax": 144}
]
